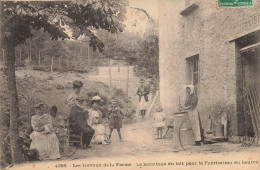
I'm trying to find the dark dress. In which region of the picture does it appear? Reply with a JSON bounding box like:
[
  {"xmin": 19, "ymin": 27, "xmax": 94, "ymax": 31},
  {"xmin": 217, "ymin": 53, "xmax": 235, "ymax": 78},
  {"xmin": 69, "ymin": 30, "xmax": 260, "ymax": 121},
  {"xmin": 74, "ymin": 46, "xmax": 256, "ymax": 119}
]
[
  {"xmin": 184, "ymin": 93, "xmax": 203, "ymax": 141},
  {"xmin": 70, "ymin": 105, "xmax": 94, "ymax": 146},
  {"xmin": 137, "ymin": 84, "xmax": 150, "ymax": 102},
  {"xmin": 108, "ymin": 108, "xmax": 124, "ymax": 129}
]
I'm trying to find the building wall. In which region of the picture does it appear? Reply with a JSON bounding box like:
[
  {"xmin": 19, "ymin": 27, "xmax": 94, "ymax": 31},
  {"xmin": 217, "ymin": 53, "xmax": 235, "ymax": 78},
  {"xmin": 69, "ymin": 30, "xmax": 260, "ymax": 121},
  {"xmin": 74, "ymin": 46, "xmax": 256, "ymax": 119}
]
[
  {"xmin": 98, "ymin": 66, "xmax": 135, "ymax": 78},
  {"xmin": 159, "ymin": 0, "xmax": 260, "ymax": 135}
]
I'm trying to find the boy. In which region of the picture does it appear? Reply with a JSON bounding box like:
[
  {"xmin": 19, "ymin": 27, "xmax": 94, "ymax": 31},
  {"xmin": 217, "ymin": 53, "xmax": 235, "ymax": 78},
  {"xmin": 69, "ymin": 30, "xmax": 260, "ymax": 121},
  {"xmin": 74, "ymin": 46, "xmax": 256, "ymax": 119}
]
[{"xmin": 108, "ymin": 100, "xmax": 124, "ymax": 142}]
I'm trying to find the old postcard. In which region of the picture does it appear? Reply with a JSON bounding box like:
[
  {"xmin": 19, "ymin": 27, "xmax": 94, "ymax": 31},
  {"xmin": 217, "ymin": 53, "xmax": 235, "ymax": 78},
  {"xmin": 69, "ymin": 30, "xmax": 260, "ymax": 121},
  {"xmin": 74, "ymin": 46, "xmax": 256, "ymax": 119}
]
[{"xmin": 0, "ymin": 0, "xmax": 260, "ymax": 170}]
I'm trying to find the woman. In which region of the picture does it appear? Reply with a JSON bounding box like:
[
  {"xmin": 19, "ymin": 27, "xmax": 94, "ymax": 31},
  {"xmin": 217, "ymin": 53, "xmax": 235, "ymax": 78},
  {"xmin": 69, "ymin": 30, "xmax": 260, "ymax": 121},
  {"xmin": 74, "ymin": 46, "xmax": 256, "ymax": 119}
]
[
  {"xmin": 137, "ymin": 78, "xmax": 150, "ymax": 119},
  {"xmin": 30, "ymin": 103, "xmax": 60, "ymax": 160},
  {"xmin": 180, "ymin": 84, "xmax": 203, "ymax": 146},
  {"xmin": 88, "ymin": 95, "xmax": 109, "ymax": 145},
  {"xmin": 70, "ymin": 96, "xmax": 94, "ymax": 149},
  {"xmin": 66, "ymin": 80, "xmax": 83, "ymax": 107}
]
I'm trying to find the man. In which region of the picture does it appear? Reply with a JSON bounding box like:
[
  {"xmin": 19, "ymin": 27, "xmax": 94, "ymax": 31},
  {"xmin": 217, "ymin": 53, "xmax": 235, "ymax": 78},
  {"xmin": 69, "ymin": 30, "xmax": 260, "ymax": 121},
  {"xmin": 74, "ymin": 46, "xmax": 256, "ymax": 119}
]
[{"xmin": 70, "ymin": 96, "xmax": 95, "ymax": 149}]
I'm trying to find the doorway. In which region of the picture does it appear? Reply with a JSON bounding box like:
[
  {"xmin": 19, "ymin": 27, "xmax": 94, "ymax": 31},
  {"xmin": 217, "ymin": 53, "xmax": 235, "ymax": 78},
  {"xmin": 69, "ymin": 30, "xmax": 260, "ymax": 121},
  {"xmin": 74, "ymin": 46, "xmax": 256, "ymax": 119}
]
[{"xmin": 236, "ymin": 30, "xmax": 260, "ymax": 137}]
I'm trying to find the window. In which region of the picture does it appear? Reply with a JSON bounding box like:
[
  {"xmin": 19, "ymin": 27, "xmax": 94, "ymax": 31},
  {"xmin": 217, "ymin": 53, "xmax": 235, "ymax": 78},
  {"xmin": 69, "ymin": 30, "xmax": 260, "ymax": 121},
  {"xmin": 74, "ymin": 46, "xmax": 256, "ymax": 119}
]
[
  {"xmin": 118, "ymin": 67, "xmax": 120, "ymax": 72},
  {"xmin": 186, "ymin": 55, "xmax": 199, "ymax": 86}
]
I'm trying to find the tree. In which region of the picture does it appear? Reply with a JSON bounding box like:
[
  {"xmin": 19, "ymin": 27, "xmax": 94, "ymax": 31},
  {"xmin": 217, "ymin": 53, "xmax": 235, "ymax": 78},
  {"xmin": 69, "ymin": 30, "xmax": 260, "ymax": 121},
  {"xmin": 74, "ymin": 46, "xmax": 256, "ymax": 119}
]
[{"xmin": 1, "ymin": 0, "xmax": 128, "ymax": 163}]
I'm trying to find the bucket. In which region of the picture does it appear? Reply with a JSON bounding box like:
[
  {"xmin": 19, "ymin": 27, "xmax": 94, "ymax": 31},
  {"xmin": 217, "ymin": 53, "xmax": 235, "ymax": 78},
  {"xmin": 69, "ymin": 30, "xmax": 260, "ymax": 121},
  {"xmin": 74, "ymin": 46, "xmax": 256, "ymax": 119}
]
[
  {"xmin": 173, "ymin": 112, "xmax": 195, "ymax": 147},
  {"xmin": 213, "ymin": 123, "xmax": 224, "ymax": 137}
]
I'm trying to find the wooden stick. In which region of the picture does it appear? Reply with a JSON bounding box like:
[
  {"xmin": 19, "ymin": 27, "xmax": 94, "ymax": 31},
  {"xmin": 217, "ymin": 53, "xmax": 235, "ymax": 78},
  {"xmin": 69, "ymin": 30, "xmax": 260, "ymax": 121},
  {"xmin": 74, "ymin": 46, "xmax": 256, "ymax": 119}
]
[
  {"xmin": 251, "ymin": 90, "xmax": 260, "ymax": 136},
  {"xmin": 147, "ymin": 90, "xmax": 159, "ymax": 116},
  {"xmin": 250, "ymin": 90, "xmax": 260, "ymax": 134},
  {"xmin": 246, "ymin": 93, "xmax": 259, "ymax": 136},
  {"xmin": 250, "ymin": 90, "xmax": 260, "ymax": 128}
]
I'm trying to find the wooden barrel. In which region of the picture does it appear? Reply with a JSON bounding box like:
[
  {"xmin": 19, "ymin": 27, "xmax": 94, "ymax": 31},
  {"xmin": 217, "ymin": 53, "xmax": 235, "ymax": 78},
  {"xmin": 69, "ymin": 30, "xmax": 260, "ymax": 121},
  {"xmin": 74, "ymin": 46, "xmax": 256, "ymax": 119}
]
[{"xmin": 173, "ymin": 112, "xmax": 195, "ymax": 147}]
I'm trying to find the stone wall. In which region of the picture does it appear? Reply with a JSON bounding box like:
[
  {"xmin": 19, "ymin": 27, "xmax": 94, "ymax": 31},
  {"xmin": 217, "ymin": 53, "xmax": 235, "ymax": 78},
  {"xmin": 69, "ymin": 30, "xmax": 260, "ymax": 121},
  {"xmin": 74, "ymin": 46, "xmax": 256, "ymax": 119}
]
[{"xmin": 159, "ymin": 0, "xmax": 260, "ymax": 136}]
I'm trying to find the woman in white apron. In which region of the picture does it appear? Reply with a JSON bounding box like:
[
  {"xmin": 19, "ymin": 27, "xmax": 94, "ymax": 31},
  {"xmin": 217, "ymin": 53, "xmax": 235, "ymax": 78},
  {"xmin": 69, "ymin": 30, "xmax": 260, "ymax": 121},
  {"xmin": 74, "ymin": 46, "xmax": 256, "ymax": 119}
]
[{"xmin": 180, "ymin": 84, "xmax": 203, "ymax": 146}]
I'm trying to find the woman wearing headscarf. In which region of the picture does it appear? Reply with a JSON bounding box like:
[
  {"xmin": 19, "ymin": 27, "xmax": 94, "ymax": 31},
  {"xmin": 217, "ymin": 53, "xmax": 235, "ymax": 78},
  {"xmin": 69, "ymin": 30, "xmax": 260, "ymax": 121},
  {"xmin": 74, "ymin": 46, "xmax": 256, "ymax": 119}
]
[
  {"xmin": 180, "ymin": 84, "xmax": 203, "ymax": 146},
  {"xmin": 30, "ymin": 103, "xmax": 60, "ymax": 160},
  {"xmin": 88, "ymin": 95, "xmax": 109, "ymax": 145}
]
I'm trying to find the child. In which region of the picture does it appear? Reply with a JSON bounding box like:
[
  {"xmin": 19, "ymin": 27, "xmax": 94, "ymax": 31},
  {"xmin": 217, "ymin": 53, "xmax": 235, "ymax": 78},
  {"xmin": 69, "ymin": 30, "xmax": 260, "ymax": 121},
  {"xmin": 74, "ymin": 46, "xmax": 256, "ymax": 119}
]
[
  {"xmin": 153, "ymin": 107, "xmax": 166, "ymax": 139},
  {"xmin": 108, "ymin": 100, "xmax": 124, "ymax": 142}
]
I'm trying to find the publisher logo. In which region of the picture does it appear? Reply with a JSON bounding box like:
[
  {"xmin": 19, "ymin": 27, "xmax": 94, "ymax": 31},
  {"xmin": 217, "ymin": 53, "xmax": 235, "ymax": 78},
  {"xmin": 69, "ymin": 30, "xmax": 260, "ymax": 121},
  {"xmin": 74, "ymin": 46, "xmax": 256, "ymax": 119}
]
[{"xmin": 218, "ymin": 0, "xmax": 253, "ymax": 7}]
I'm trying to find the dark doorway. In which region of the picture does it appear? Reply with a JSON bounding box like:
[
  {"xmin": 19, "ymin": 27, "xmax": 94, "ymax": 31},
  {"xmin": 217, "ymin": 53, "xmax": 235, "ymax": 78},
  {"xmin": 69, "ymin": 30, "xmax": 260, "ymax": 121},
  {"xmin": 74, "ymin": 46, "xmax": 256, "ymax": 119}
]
[{"xmin": 236, "ymin": 30, "xmax": 260, "ymax": 137}]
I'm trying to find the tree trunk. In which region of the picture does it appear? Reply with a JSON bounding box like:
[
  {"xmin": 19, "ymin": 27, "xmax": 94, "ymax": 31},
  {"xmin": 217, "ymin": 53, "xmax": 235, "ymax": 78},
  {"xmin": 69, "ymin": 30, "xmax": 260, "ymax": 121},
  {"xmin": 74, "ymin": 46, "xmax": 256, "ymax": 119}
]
[
  {"xmin": 38, "ymin": 49, "xmax": 41, "ymax": 65},
  {"xmin": 6, "ymin": 38, "xmax": 23, "ymax": 163},
  {"xmin": 108, "ymin": 57, "xmax": 112, "ymax": 92},
  {"xmin": 51, "ymin": 56, "xmax": 54, "ymax": 74}
]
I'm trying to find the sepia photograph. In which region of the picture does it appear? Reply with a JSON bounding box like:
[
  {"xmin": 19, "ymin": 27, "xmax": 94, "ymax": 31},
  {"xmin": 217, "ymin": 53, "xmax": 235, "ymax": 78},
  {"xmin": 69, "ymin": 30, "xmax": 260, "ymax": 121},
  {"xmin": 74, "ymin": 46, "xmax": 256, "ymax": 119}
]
[{"xmin": 0, "ymin": 0, "xmax": 259, "ymax": 170}]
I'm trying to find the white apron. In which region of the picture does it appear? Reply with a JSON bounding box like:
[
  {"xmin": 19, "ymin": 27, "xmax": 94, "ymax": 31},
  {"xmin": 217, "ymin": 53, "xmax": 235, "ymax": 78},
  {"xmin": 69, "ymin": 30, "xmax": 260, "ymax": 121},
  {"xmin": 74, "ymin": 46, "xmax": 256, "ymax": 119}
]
[{"xmin": 188, "ymin": 108, "xmax": 202, "ymax": 141}]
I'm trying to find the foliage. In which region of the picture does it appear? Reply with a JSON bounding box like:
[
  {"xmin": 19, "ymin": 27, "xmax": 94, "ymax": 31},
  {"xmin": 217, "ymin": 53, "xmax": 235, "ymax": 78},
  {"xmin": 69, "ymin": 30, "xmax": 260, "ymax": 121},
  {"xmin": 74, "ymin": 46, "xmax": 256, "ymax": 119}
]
[
  {"xmin": 93, "ymin": 21, "xmax": 159, "ymax": 90},
  {"xmin": 1, "ymin": 0, "xmax": 129, "ymax": 164},
  {"xmin": 2, "ymin": 0, "xmax": 128, "ymax": 50}
]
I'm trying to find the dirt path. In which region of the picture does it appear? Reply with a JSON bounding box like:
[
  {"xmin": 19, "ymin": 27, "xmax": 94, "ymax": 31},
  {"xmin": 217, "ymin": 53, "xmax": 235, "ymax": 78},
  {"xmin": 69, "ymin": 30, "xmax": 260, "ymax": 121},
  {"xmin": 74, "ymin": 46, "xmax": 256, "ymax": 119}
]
[
  {"xmin": 63, "ymin": 116, "xmax": 260, "ymax": 161},
  {"xmin": 65, "ymin": 116, "xmax": 174, "ymax": 160}
]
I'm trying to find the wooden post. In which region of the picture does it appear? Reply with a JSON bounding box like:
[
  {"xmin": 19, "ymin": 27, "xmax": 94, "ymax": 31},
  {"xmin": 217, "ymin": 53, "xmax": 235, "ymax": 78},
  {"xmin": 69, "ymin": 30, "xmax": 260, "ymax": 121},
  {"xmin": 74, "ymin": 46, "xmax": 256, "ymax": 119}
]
[
  {"xmin": 2, "ymin": 49, "xmax": 4, "ymax": 66},
  {"xmin": 38, "ymin": 49, "xmax": 41, "ymax": 65},
  {"xmin": 20, "ymin": 48, "xmax": 22, "ymax": 64},
  {"xmin": 108, "ymin": 57, "xmax": 112, "ymax": 92},
  {"xmin": 58, "ymin": 56, "xmax": 61, "ymax": 71},
  {"xmin": 87, "ymin": 44, "xmax": 91, "ymax": 67},
  {"xmin": 51, "ymin": 56, "xmax": 54, "ymax": 74},
  {"xmin": 126, "ymin": 65, "xmax": 130, "ymax": 101}
]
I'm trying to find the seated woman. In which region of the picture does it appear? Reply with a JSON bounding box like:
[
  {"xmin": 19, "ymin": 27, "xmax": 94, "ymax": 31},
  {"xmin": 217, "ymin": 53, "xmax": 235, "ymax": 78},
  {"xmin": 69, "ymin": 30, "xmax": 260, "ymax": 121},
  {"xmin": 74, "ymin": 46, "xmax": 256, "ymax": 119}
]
[
  {"xmin": 30, "ymin": 103, "xmax": 60, "ymax": 160},
  {"xmin": 88, "ymin": 95, "xmax": 109, "ymax": 145}
]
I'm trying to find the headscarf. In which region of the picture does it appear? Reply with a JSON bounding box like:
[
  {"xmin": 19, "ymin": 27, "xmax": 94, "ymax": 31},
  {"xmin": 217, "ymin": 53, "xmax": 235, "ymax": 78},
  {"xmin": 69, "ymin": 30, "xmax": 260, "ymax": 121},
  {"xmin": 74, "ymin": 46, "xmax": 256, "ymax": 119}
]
[{"xmin": 185, "ymin": 84, "xmax": 194, "ymax": 94}]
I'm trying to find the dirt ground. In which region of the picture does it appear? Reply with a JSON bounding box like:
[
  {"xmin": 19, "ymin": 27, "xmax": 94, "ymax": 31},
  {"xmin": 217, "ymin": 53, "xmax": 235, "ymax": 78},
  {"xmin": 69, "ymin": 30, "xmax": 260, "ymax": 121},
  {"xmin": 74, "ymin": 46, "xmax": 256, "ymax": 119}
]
[
  {"xmin": 3, "ymin": 69, "xmax": 260, "ymax": 169},
  {"xmin": 61, "ymin": 116, "xmax": 260, "ymax": 161}
]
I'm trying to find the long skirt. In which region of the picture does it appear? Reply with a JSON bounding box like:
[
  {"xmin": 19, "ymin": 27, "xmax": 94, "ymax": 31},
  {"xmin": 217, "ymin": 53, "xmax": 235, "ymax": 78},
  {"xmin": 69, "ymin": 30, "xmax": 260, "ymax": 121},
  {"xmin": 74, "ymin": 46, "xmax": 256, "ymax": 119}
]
[
  {"xmin": 91, "ymin": 124, "xmax": 108, "ymax": 144},
  {"xmin": 139, "ymin": 96, "xmax": 148, "ymax": 111},
  {"xmin": 30, "ymin": 131, "xmax": 60, "ymax": 160},
  {"xmin": 187, "ymin": 108, "xmax": 202, "ymax": 142}
]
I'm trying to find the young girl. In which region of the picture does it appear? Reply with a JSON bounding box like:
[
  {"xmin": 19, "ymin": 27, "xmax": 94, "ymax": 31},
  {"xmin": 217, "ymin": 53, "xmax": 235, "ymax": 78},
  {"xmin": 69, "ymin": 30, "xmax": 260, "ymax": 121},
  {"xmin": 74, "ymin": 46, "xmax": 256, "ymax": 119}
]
[{"xmin": 153, "ymin": 107, "xmax": 166, "ymax": 139}]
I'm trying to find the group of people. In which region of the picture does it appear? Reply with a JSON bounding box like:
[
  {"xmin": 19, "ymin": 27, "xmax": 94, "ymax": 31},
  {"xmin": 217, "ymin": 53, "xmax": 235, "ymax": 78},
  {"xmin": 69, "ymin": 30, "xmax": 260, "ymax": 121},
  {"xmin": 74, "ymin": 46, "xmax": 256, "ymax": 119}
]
[
  {"xmin": 29, "ymin": 78, "xmax": 204, "ymax": 160},
  {"xmin": 29, "ymin": 80, "xmax": 124, "ymax": 160},
  {"xmin": 151, "ymin": 84, "xmax": 203, "ymax": 146}
]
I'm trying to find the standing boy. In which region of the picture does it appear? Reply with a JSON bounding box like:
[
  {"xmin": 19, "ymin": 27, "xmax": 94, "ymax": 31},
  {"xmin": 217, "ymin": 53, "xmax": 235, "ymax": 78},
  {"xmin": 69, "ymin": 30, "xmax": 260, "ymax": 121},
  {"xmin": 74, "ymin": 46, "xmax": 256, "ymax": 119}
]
[{"xmin": 108, "ymin": 100, "xmax": 124, "ymax": 142}]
